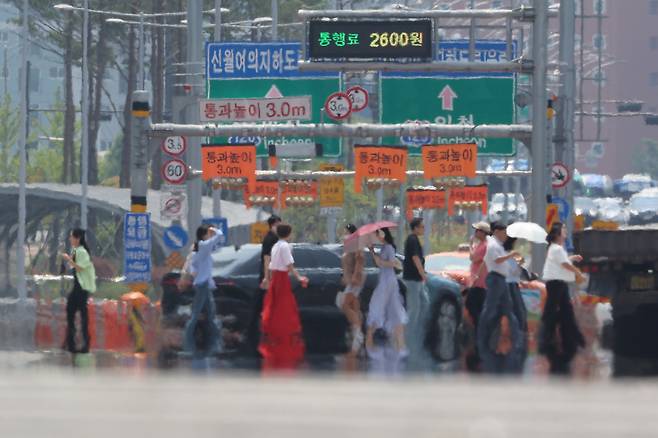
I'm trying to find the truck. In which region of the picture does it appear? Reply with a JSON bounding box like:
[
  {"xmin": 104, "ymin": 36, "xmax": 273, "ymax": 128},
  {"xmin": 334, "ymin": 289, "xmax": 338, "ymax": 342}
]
[{"xmin": 574, "ymin": 225, "xmax": 658, "ymax": 376}]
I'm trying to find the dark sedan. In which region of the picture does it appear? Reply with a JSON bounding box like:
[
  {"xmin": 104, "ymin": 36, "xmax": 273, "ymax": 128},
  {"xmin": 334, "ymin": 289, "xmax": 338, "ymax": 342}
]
[{"xmin": 162, "ymin": 243, "xmax": 354, "ymax": 354}]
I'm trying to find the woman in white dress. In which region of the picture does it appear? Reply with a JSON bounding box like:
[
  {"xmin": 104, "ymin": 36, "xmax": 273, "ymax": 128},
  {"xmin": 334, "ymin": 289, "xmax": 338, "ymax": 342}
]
[{"xmin": 366, "ymin": 228, "xmax": 408, "ymax": 352}]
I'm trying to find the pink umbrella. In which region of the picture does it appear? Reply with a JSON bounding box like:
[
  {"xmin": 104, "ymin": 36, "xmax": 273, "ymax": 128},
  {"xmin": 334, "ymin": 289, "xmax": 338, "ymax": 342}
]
[{"xmin": 344, "ymin": 221, "xmax": 398, "ymax": 253}]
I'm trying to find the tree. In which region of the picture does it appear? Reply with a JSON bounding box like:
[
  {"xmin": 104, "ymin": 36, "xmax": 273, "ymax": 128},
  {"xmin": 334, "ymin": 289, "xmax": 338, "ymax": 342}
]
[
  {"xmin": 28, "ymin": 90, "xmax": 80, "ymax": 183},
  {"xmin": 99, "ymin": 134, "xmax": 123, "ymax": 185},
  {"xmin": 0, "ymin": 94, "xmax": 19, "ymax": 183},
  {"xmin": 631, "ymin": 139, "xmax": 658, "ymax": 179}
]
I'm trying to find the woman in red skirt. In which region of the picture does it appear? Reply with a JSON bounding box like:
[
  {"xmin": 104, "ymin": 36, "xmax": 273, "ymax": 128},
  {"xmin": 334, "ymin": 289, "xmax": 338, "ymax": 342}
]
[{"xmin": 259, "ymin": 223, "xmax": 309, "ymax": 369}]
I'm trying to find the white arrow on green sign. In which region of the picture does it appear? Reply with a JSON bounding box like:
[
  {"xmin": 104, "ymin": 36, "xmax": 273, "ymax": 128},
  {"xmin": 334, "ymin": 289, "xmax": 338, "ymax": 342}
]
[{"xmin": 381, "ymin": 40, "xmax": 516, "ymax": 157}]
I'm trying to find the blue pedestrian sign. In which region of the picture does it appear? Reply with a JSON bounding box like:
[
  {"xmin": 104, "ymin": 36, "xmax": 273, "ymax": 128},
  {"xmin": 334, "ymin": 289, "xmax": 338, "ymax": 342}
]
[
  {"xmin": 124, "ymin": 213, "xmax": 151, "ymax": 283},
  {"xmin": 202, "ymin": 217, "xmax": 228, "ymax": 247},
  {"xmin": 163, "ymin": 225, "xmax": 189, "ymax": 250}
]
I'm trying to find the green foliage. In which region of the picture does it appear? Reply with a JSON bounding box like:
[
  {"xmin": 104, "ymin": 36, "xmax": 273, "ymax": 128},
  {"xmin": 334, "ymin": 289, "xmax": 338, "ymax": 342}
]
[
  {"xmin": 428, "ymin": 221, "xmax": 468, "ymax": 254},
  {"xmin": 27, "ymin": 89, "xmax": 80, "ymax": 183},
  {"xmin": 99, "ymin": 134, "xmax": 123, "ymax": 183},
  {"xmin": 631, "ymin": 138, "xmax": 658, "ymax": 179},
  {"xmin": 0, "ymin": 94, "xmax": 19, "ymax": 183}
]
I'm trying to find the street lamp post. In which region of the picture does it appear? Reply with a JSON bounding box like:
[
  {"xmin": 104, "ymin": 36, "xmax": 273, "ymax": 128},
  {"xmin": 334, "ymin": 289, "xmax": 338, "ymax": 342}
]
[
  {"xmin": 81, "ymin": 0, "xmax": 89, "ymax": 230},
  {"xmin": 17, "ymin": 0, "xmax": 28, "ymax": 304},
  {"xmin": 53, "ymin": 2, "xmax": 90, "ymax": 230}
]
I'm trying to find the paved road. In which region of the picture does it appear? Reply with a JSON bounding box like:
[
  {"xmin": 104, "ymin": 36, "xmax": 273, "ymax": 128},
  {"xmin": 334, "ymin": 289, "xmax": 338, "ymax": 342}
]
[{"xmin": 0, "ymin": 367, "xmax": 656, "ymax": 438}]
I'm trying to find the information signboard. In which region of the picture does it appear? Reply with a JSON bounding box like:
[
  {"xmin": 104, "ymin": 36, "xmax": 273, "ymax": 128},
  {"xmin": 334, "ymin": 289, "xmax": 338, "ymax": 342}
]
[
  {"xmin": 308, "ymin": 19, "xmax": 433, "ymax": 61},
  {"xmin": 123, "ymin": 213, "xmax": 151, "ymax": 283},
  {"xmin": 381, "ymin": 40, "xmax": 516, "ymax": 156},
  {"xmin": 200, "ymin": 96, "xmax": 312, "ymax": 123},
  {"xmin": 205, "ymin": 42, "xmax": 341, "ymax": 157}
]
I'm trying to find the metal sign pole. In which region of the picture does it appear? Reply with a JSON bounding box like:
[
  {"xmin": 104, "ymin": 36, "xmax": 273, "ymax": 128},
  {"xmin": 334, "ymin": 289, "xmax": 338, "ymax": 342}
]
[
  {"xmin": 17, "ymin": 0, "xmax": 28, "ymax": 304},
  {"xmin": 530, "ymin": 0, "xmax": 549, "ymax": 274},
  {"xmin": 211, "ymin": 0, "xmax": 222, "ymax": 219},
  {"xmin": 559, "ymin": 0, "xmax": 577, "ymax": 245},
  {"xmin": 186, "ymin": 0, "xmax": 203, "ymax": 240},
  {"xmin": 376, "ymin": 186, "xmax": 383, "ymax": 222}
]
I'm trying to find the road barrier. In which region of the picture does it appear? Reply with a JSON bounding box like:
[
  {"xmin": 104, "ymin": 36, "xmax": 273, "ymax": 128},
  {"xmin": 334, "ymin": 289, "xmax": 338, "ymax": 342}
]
[{"xmin": 30, "ymin": 298, "xmax": 160, "ymax": 353}]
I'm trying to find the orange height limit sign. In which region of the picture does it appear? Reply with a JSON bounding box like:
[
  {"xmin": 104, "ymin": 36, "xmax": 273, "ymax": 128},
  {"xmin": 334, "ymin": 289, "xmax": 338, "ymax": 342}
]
[
  {"xmin": 201, "ymin": 144, "xmax": 257, "ymax": 191},
  {"xmin": 422, "ymin": 143, "xmax": 477, "ymax": 179},
  {"xmin": 353, "ymin": 145, "xmax": 407, "ymax": 193}
]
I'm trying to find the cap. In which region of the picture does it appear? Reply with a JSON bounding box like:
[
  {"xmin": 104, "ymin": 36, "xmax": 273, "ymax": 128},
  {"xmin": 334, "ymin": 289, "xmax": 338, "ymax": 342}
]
[{"xmin": 471, "ymin": 221, "xmax": 491, "ymax": 234}]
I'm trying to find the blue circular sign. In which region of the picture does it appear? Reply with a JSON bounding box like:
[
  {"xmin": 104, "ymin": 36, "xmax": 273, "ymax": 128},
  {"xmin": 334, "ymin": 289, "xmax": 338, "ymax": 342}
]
[{"xmin": 163, "ymin": 225, "xmax": 189, "ymax": 250}]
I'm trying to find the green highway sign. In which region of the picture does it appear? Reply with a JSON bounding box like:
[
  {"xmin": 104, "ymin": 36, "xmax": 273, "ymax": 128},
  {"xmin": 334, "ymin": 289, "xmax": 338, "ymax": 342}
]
[
  {"xmin": 380, "ymin": 76, "xmax": 515, "ymax": 156},
  {"xmin": 380, "ymin": 40, "xmax": 517, "ymax": 157},
  {"xmin": 205, "ymin": 42, "xmax": 341, "ymax": 158}
]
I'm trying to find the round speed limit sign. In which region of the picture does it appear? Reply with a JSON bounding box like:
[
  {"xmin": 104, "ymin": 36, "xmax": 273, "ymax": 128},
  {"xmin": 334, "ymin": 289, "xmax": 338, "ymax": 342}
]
[
  {"xmin": 162, "ymin": 136, "xmax": 187, "ymax": 156},
  {"xmin": 346, "ymin": 86, "xmax": 369, "ymax": 113},
  {"xmin": 161, "ymin": 159, "xmax": 188, "ymax": 185},
  {"xmin": 324, "ymin": 92, "xmax": 352, "ymax": 120}
]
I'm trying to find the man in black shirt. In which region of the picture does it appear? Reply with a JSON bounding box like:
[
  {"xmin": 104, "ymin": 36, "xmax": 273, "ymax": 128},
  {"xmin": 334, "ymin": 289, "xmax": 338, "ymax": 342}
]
[
  {"xmin": 403, "ymin": 217, "xmax": 429, "ymax": 353},
  {"xmin": 247, "ymin": 214, "xmax": 281, "ymax": 353}
]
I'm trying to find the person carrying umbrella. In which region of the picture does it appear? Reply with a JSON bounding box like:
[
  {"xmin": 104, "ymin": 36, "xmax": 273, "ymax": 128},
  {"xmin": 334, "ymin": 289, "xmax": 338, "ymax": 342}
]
[
  {"xmin": 540, "ymin": 222, "xmax": 586, "ymax": 374},
  {"xmin": 366, "ymin": 227, "xmax": 408, "ymax": 353},
  {"xmin": 478, "ymin": 222, "xmax": 521, "ymax": 373},
  {"xmin": 339, "ymin": 223, "xmax": 366, "ymax": 353}
]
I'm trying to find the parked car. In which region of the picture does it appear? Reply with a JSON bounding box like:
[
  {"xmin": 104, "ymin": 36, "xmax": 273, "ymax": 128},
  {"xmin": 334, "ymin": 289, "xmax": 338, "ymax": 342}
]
[
  {"xmin": 425, "ymin": 250, "xmax": 471, "ymax": 290},
  {"xmin": 581, "ymin": 174, "xmax": 613, "ymax": 197},
  {"xmin": 574, "ymin": 196, "xmax": 598, "ymax": 227},
  {"xmin": 161, "ymin": 244, "xmax": 352, "ymax": 356},
  {"xmin": 628, "ymin": 189, "xmax": 658, "ymax": 225},
  {"xmin": 614, "ymin": 174, "xmax": 654, "ymax": 199},
  {"xmin": 488, "ymin": 193, "xmax": 528, "ymax": 222},
  {"xmin": 594, "ymin": 197, "xmax": 630, "ymax": 225}
]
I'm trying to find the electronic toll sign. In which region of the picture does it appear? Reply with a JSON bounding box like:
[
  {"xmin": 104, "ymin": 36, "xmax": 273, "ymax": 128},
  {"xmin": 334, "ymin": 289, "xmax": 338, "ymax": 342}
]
[{"xmin": 308, "ymin": 19, "xmax": 433, "ymax": 62}]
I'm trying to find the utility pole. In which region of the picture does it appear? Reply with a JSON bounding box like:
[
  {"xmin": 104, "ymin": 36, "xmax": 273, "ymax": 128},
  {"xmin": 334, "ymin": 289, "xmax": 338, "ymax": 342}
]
[
  {"xmin": 530, "ymin": 0, "xmax": 549, "ymax": 274},
  {"xmin": 17, "ymin": 0, "xmax": 28, "ymax": 304},
  {"xmin": 130, "ymin": 90, "xmax": 150, "ymax": 215},
  {"xmin": 595, "ymin": 0, "xmax": 603, "ymax": 141},
  {"xmin": 81, "ymin": 0, "xmax": 89, "ymax": 230},
  {"xmin": 211, "ymin": 0, "xmax": 223, "ymax": 219},
  {"xmin": 186, "ymin": 0, "xmax": 203, "ymax": 239},
  {"xmin": 556, "ymin": 0, "xmax": 576, "ymax": 244},
  {"xmin": 271, "ymin": 0, "xmax": 278, "ymax": 41},
  {"xmin": 139, "ymin": 13, "xmax": 145, "ymax": 90}
]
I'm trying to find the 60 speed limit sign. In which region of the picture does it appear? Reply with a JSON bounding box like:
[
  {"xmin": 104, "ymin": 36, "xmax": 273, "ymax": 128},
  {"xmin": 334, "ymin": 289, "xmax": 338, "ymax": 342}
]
[
  {"xmin": 324, "ymin": 92, "xmax": 352, "ymax": 120},
  {"xmin": 161, "ymin": 136, "xmax": 187, "ymax": 156},
  {"xmin": 161, "ymin": 159, "xmax": 188, "ymax": 185}
]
